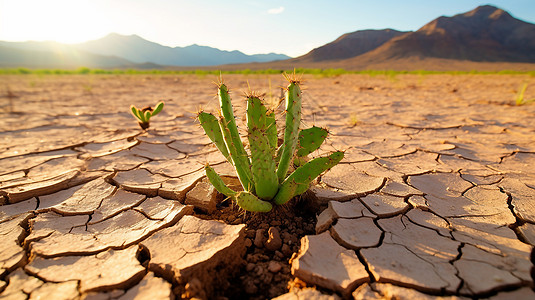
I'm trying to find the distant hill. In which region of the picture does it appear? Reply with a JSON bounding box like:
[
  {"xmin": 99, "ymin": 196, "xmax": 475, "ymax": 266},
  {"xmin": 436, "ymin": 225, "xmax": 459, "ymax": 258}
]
[
  {"xmin": 0, "ymin": 33, "xmax": 290, "ymax": 68},
  {"xmin": 293, "ymin": 29, "xmax": 407, "ymax": 62}
]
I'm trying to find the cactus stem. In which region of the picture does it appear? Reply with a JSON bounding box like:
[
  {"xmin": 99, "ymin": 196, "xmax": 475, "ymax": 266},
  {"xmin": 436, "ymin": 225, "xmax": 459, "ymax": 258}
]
[{"xmin": 199, "ymin": 74, "xmax": 342, "ymax": 212}]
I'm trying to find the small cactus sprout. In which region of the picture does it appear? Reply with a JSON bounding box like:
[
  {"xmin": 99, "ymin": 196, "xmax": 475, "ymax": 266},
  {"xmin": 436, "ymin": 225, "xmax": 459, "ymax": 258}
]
[
  {"xmin": 130, "ymin": 101, "xmax": 164, "ymax": 130},
  {"xmin": 197, "ymin": 74, "xmax": 343, "ymax": 212}
]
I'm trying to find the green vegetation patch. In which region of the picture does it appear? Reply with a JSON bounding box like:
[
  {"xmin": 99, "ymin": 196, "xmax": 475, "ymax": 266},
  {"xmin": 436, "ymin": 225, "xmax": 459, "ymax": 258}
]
[{"xmin": 1, "ymin": 67, "xmax": 534, "ymax": 77}]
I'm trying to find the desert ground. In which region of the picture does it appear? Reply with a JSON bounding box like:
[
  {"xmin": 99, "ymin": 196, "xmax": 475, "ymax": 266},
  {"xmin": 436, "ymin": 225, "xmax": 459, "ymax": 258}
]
[{"xmin": 1, "ymin": 73, "xmax": 534, "ymax": 299}]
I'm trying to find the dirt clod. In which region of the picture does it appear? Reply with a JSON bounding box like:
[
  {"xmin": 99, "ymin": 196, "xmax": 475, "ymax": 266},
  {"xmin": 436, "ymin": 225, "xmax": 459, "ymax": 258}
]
[
  {"xmin": 268, "ymin": 261, "xmax": 282, "ymax": 273},
  {"xmin": 254, "ymin": 229, "xmax": 267, "ymax": 248},
  {"xmin": 281, "ymin": 244, "xmax": 292, "ymax": 257},
  {"xmin": 265, "ymin": 227, "xmax": 283, "ymax": 251}
]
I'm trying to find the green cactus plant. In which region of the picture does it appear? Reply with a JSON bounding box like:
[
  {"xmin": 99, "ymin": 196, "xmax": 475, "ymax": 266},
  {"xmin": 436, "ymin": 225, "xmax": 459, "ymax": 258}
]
[
  {"xmin": 198, "ymin": 74, "xmax": 343, "ymax": 212},
  {"xmin": 130, "ymin": 101, "xmax": 164, "ymax": 130}
]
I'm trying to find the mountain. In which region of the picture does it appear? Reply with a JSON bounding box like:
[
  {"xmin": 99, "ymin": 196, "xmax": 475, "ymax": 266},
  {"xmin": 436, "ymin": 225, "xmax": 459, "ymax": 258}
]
[
  {"xmin": 293, "ymin": 29, "xmax": 407, "ymax": 62},
  {"xmin": 343, "ymin": 5, "xmax": 535, "ymax": 65},
  {"xmin": 0, "ymin": 33, "xmax": 290, "ymax": 68},
  {"xmin": 75, "ymin": 33, "xmax": 289, "ymax": 66},
  {"xmin": 0, "ymin": 45, "xmax": 153, "ymax": 69}
]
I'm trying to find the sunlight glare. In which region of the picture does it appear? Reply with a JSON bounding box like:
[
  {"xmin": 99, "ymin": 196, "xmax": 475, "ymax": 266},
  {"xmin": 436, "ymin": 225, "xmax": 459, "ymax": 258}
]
[{"xmin": 0, "ymin": 0, "xmax": 112, "ymax": 43}]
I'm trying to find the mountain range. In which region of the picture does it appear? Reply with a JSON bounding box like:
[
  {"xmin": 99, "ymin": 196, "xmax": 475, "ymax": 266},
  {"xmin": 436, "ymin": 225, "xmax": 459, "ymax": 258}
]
[
  {"xmin": 1, "ymin": 5, "xmax": 534, "ymax": 70},
  {"xmin": 0, "ymin": 33, "xmax": 290, "ymax": 68},
  {"xmin": 237, "ymin": 5, "xmax": 535, "ymax": 71},
  {"xmin": 350, "ymin": 5, "xmax": 535, "ymax": 63}
]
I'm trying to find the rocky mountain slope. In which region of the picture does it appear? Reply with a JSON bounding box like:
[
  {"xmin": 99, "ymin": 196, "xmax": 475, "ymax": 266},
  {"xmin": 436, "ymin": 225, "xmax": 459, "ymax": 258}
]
[
  {"xmin": 293, "ymin": 29, "xmax": 407, "ymax": 62},
  {"xmin": 350, "ymin": 5, "xmax": 535, "ymax": 63}
]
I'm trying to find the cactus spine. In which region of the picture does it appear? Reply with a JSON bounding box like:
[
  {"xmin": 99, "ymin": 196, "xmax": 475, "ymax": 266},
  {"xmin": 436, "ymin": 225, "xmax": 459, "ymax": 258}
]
[{"xmin": 197, "ymin": 74, "xmax": 343, "ymax": 212}]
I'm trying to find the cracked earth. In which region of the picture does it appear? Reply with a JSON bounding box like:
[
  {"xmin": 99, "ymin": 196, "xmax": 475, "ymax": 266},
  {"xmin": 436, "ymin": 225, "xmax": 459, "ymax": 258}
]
[{"xmin": 1, "ymin": 73, "xmax": 534, "ymax": 299}]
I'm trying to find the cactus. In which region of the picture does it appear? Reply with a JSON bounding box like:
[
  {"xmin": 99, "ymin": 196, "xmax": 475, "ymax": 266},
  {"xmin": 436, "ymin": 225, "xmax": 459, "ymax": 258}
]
[
  {"xmin": 130, "ymin": 101, "xmax": 164, "ymax": 130},
  {"xmin": 198, "ymin": 74, "xmax": 343, "ymax": 212}
]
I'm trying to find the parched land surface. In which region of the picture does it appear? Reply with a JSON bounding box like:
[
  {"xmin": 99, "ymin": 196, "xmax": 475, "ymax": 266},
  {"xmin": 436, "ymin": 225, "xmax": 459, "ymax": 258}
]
[{"xmin": 1, "ymin": 73, "xmax": 534, "ymax": 299}]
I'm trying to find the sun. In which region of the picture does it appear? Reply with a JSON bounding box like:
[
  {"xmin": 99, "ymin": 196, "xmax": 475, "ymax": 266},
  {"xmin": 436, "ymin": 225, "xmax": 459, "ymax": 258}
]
[{"xmin": 0, "ymin": 0, "xmax": 112, "ymax": 43}]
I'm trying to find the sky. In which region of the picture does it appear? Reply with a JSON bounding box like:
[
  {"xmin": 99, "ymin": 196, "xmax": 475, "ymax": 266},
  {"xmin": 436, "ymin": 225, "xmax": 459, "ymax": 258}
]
[{"xmin": 1, "ymin": 0, "xmax": 534, "ymax": 57}]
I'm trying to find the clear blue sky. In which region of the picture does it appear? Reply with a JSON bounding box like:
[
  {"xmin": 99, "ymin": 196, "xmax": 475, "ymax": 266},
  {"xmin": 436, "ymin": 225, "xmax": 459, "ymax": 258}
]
[{"xmin": 1, "ymin": 0, "xmax": 534, "ymax": 57}]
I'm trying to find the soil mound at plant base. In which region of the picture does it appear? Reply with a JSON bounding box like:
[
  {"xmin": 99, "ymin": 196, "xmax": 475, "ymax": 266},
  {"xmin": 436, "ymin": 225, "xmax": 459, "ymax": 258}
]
[{"xmin": 193, "ymin": 197, "xmax": 318, "ymax": 299}]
